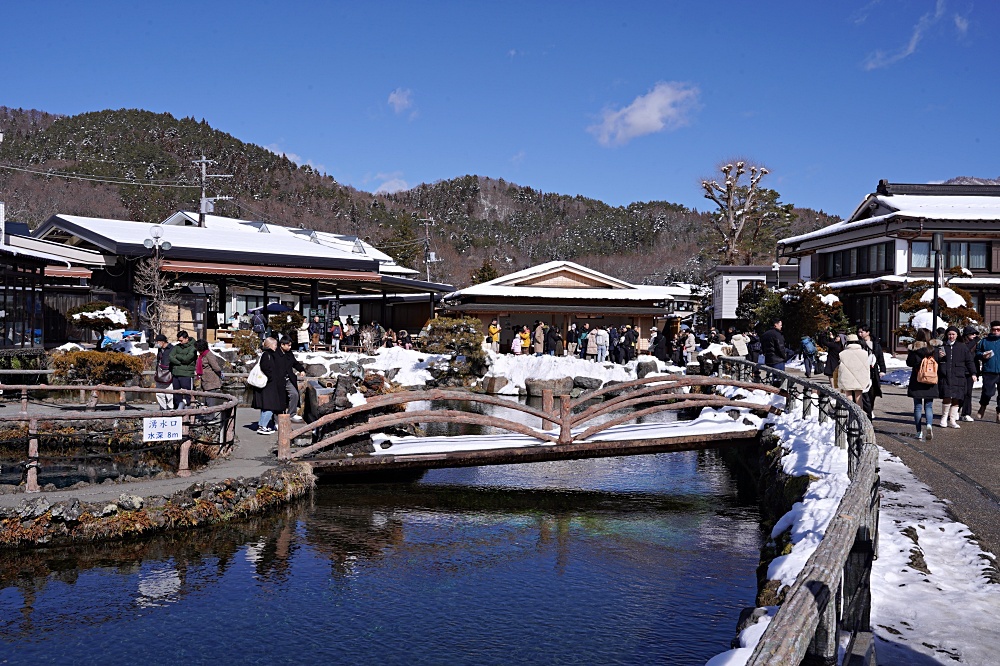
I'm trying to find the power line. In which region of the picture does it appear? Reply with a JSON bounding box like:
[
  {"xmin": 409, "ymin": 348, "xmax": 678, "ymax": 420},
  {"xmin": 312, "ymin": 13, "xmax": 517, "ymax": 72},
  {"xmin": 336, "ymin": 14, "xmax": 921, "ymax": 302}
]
[{"xmin": 0, "ymin": 163, "xmax": 199, "ymax": 188}]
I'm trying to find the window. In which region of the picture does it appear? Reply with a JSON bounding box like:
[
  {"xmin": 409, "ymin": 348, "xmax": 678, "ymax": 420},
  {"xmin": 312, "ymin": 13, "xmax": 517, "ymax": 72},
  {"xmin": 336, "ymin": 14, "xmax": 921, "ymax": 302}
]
[
  {"xmin": 911, "ymin": 241, "xmax": 930, "ymax": 268},
  {"xmin": 943, "ymin": 242, "xmax": 989, "ymax": 271},
  {"xmin": 817, "ymin": 241, "xmax": 894, "ymax": 279}
]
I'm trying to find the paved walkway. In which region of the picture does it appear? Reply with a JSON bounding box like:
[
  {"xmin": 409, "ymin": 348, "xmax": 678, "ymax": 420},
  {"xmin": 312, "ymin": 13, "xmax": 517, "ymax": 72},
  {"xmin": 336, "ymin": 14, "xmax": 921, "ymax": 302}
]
[
  {"xmin": 801, "ymin": 372, "xmax": 1000, "ymax": 558},
  {"xmin": 0, "ymin": 406, "xmax": 281, "ymax": 508}
]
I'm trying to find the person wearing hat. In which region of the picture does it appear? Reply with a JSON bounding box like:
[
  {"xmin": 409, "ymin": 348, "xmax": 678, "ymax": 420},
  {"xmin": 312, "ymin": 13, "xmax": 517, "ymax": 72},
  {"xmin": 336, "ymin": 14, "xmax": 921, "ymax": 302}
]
[
  {"xmin": 939, "ymin": 325, "xmax": 977, "ymax": 428},
  {"xmin": 153, "ymin": 334, "xmax": 174, "ymax": 410},
  {"xmin": 835, "ymin": 334, "xmax": 872, "ymax": 407},
  {"xmin": 975, "ymin": 320, "xmax": 1000, "ymax": 421},
  {"xmin": 960, "ymin": 325, "xmax": 982, "ymax": 421}
]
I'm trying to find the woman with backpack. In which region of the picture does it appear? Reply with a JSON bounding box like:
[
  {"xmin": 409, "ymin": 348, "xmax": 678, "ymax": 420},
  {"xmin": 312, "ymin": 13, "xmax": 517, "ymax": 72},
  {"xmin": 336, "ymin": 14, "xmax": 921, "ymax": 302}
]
[{"xmin": 906, "ymin": 328, "xmax": 943, "ymax": 440}]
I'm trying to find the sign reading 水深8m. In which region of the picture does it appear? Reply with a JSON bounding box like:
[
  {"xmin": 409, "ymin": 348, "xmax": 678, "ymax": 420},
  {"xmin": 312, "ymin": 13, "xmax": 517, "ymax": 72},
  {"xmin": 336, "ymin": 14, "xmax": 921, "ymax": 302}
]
[{"xmin": 142, "ymin": 416, "xmax": 184, "ymax": 442}]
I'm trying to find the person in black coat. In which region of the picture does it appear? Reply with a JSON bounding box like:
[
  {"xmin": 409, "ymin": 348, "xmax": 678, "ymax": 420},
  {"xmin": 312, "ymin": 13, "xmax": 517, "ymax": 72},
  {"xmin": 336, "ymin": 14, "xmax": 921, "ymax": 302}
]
[
  {"xmin": 275, "ymin": 336, "xmax": 307, "ymax": 422},
  {"xmin": 960, "ymin": 325, "xmax": 982, "ymax": 420},
  {"xmin": 652, "ymin": 327, "xmax": 671, "ymax": 363},
  {"xmin": 545, "ymin": 325, "xmax": 562, "ymax": 356},
  {"xmin": 759, "ymin": 320, "xmax": 791, "ymax": 370},
  {"xmin": 938, "ymin": 325, "xmax": 977, "ymax": 428},
  {"xmin": 906, "ymin": 328, "xmax": 943, "ymax": 440},
  {"xmin": 823, "ymin": 330, "xmax": 844, "ymax": 380},
  {"xmin": 252, "ymin": 338, "xmax": 286, "ymax": 434}
]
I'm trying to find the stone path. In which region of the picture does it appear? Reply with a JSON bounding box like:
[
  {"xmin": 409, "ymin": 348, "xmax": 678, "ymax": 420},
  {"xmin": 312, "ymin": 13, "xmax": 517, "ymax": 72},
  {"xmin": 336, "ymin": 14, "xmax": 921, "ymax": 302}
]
[{"xmin": 0, "ymin": 406, "xmax": 281, "ymax": 508}]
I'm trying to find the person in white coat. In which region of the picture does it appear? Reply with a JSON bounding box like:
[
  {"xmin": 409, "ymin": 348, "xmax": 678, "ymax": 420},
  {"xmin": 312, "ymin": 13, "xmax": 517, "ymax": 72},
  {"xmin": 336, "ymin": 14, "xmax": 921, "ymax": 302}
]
[{"xmin": 836, "ymin": 334, "xmax": 872, "ymax": 408}]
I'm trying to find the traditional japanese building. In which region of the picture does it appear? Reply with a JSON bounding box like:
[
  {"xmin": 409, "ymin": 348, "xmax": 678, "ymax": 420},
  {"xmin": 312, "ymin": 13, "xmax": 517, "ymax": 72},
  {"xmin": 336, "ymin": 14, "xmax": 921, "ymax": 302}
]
[
  {"xmin": 442, "ymin": 260, "xmax": 699, "ymax": 348},
  {"xmin": 778, "ymin": 180, "xmax": 1000, "ymax": 349}
]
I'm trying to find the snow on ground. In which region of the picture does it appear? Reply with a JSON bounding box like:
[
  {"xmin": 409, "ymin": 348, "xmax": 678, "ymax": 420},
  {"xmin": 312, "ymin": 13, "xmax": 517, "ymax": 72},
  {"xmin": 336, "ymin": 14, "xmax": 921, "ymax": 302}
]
[
  {"xmin": 871, "ymin": 449, "xmax": 1000, "ymax": 665},
  {"xmin": 485, "ymin": 352, "xmax": 671, "ymax": 395}
]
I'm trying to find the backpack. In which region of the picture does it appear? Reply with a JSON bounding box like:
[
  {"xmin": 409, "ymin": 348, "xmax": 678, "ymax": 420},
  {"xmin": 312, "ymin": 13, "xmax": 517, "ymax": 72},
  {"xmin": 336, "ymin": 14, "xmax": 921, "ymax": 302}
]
[
  {"xmin": 802, "ymin": 336, "xmax": 817, "ymax": 355},
  {"xmin": 331, "ymin": 324, "xmax": 342, "ymax": 339},
  {"xmin": 251, "ymin": 313, "xmax": 265, "ymax": 333},
  {"xmin": 917, "ymin": 354, "xmax": 938, "ymax": 384}
]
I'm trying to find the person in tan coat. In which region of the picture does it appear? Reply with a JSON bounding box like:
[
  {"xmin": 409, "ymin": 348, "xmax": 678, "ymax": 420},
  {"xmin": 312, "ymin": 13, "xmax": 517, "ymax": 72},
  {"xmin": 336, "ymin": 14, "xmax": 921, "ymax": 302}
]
[{"xmin": 836, "ymin": 334, "xmax": 872, "ymax": 408}]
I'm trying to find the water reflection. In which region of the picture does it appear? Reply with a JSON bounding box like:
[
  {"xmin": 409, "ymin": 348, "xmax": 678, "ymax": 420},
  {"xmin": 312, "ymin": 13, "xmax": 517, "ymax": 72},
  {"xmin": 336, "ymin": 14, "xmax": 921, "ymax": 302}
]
[{"xmin": 0, "ymin": 449, "xmax": 761, "ymax": 665}]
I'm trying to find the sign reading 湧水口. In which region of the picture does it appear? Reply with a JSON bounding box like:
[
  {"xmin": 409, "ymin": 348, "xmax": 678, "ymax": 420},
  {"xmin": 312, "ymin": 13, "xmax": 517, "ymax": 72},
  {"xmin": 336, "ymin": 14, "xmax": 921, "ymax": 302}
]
[{"xmin": 143, "ymin": 417, "xmax": 184, "ymax": 442}]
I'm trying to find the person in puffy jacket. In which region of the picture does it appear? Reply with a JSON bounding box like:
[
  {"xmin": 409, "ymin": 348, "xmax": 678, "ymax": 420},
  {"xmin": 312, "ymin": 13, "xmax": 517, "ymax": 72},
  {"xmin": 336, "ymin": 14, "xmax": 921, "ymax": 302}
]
[
  {"xmin": 759, "ymin": 320, "xmax": 791, "ymax": 370},
  {"xmin": 975, "ymin": 320, "xmax": 1000, "ymax": 421},
  {"xmin": 169, "ymin": 330, "xmax": 197, "ymax": 410},
  {"xmin": 938, "ymin": 325, "xmax": 976, "ymax": 429},
  {"xmin": 907, "ymin": 328, "xmax": 943, "ymax": 440},
  {"xmin": 836, "ymin": 334, "xmax": 872, "ymax": 407}
]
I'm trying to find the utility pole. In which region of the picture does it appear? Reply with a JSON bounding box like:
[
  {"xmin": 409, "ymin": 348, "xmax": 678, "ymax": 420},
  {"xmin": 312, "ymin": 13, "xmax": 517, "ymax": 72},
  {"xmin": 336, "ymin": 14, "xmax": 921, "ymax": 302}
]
[
  {"xmin": 418, "ymin": 216, "xmax": 436, "ymax": 282},
  {"xmin": 192, "ymin": 155, "xmax": 233, "ymax": 227}
]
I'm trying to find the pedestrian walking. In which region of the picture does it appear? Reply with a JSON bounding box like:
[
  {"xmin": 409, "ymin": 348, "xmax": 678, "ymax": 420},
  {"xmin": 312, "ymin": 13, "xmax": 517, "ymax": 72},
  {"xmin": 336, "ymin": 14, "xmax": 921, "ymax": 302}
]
[
  {"xmin": 276, "ymin": 336, "xmax": 306, "ymax": 423},
  {"xmin": 194, "ymin": 338, "xmax": 224, "ymax": 422},
  {"xmin": 168, "ymin": 330, "xmax": 197, "ymax": 410},
  {"xmin": 594, "ymin": 325, "xmax": 610, "ymax": 362},
  {"xmin": 938, "ymin": 325, "xmax": 977, "ymax": 428},
  {"xmin": 800, "ymin": 334, "xmax": 817, "ymax": 378},
  {"xmin": 153, "ymin": 334, "xmax": 174, "ymax": 410},
  {"xmin": 975, "ymin": 320, "xmax": 1000, "ymax": 421},
  {"xmin": 253, "ymin": 337, "xmax": 283, "ymax": 434},
  {"xmin": 907, "ymin": 328, "xmax": 942, "ymax": 440},
  {"xmin": 836, "ymin": 334, "xmax": 872, "ymax": 408},
  {"xmin": 960, "ymin": 325, "xmax": 981, "ymax": 421},
  {"xmin": 488, "ymin": 319, "xmax": 501, "ymax": 354},
  {"xmin": 856, "ymin": 325, "xmax": 886, "ymax": 420},
  {"xmin": 565, "ymin": 323, "xmax": 579, "ymax": 357},
  {"xmin": 329, "ymin": 318, "xmax": 343, "ymax": 354}
]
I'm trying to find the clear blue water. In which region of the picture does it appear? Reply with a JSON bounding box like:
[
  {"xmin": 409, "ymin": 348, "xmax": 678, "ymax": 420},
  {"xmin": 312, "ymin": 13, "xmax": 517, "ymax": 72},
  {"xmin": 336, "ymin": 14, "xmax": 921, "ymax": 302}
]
[{"xmin": 0, "ymin": 450, "xmax": 761, "ymax": 665}]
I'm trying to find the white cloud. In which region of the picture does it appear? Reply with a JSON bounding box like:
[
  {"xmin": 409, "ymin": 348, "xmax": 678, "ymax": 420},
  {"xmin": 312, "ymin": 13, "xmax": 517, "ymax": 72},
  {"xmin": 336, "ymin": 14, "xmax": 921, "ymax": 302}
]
[
  {"xmin": 510, "ymin": 150, "xmax": 526, "ymax": 166},
  {"xmin": 954, "ymin": 13, "xmax": 969, "ymax": 37},
  {"xmin": 388, "ymin": 88, "xmax": 413, "ymax": 114},
  {"xmin": 374, "ymin": 172, "xmax": 410, "ymax": 194},
  {"xmin": 587, "ymin": 81, "xmax": 700, "ymax": 147},
  {"xmin": 863, "ymin": 0, "xmax": 946, "ymax": 70}
]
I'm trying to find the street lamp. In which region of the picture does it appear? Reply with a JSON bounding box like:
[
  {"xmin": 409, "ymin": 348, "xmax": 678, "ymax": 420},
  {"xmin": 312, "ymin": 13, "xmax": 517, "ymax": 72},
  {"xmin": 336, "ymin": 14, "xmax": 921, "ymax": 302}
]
[
  {"xmin": 931, "ymin": 232, "xmax": 943, "ymax": 334},
  {"xmin": 144, "ymin": 225, "xmax": 172, "ymax": 252}
]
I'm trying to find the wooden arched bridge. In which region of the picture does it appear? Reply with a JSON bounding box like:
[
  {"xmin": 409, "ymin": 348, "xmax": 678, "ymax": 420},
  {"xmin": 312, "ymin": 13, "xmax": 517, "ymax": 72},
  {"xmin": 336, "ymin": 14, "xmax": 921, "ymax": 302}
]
[{"xmin": 275, "ymin": 374, "xmax": 781, "ymax": 475}]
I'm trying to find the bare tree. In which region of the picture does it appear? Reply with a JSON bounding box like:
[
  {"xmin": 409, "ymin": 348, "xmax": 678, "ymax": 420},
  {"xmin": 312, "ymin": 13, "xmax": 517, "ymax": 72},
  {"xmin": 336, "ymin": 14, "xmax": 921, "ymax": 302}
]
[
  {"xmin": 133, "ymin": 254, "xmax": 178, "ymax": 336},
  {"xmin": 701, "ymin": 161, "xmax": 771, "ymax": 265}
]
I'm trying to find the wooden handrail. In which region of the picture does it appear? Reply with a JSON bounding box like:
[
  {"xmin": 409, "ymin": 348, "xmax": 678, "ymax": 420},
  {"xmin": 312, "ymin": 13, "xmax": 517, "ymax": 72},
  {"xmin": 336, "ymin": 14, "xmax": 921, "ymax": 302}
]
[{"xmin": 717, "ymin": 357, "xmax": 878, "ymax": 666}]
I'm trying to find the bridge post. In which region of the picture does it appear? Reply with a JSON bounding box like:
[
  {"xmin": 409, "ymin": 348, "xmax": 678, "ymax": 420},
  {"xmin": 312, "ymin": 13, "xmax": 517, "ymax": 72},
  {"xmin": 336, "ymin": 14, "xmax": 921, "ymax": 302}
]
[
  {"xmin": 20, "ymin": 388, "xmax": 28, "ymax": 416},
  {"xmin": 787, "ymin": 383, "xmax": 800, "ymax": 415},
  {"xmin": 277, "ymin": 414, "xmax": 292, "ymax": 459},
  {"xmin": 542, "ymin": 389, "xmax": 554, "ymax": 431},
  {"xmin": 558, "ymin": 395, "xmax": 572, "ymax": 445},
  {"xmin": 119, "ymin": 389, "xmax": 127, "ymax": 412},
  {"xmin": 802, "ymin": 387, "xmax": 813, "ymax": 420}
]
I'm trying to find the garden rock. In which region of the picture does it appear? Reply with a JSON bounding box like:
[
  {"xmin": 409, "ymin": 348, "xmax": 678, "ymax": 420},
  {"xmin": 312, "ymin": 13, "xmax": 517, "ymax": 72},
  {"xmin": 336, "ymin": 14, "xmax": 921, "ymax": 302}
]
[
  {"xmin": 524, "ymin": 377, "xmax": 574, "ymax": 397},
  {"xmin": 573, "ymin": 376, "xmax": 603, "ymax": 390},
  {"xmin": 636, "ymin": 360, "xmax": 658, "ymax": 379},
  {"xmin": 117, "ymin": 493, "xmax": 144, "ymax": 511}
]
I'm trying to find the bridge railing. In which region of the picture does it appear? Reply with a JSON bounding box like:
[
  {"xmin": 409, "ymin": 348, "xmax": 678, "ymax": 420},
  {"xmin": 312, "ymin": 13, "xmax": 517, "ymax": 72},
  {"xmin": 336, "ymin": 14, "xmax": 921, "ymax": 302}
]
[
  {"xmin": 717, "ymin": 357, "xmax": 879, "ymax": 666},
  {"xmin": 275, "ymin": 375, "xmax": 782, "ymax": 460},
  {"xmin": 0, "ymin": 384, "xmax": 240, "ymax": 492}
]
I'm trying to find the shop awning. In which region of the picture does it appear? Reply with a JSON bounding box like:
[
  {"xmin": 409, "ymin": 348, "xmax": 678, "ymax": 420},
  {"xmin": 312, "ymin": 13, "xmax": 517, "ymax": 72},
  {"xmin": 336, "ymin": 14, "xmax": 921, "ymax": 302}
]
[{"xmin": 159, "ymin": 260, "xmax": 382, "ymax": 282}]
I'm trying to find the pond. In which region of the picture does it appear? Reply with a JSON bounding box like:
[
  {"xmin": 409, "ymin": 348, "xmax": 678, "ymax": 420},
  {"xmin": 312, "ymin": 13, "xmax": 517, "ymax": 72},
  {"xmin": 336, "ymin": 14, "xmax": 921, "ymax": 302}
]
[{"xmin": 0, "ymin": 444, "xmax": 761, "ymax": 665}]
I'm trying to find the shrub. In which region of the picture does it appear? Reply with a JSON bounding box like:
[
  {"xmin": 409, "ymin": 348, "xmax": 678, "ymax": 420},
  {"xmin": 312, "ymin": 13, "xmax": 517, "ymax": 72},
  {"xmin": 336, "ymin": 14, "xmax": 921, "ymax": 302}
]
[
  {"xmin": 50, "ymin": 350, "xmax": 146, "ymax": 385},
  {"xmin": 269, "ymin": 311, "xmax": 304, "ymax": 338},
  {"xmin": 66, "ymin": 301, "xmax": 132, "ymax": 348},
  {"xmin": 422, "ymin": 316, "xmax": 491, "ymax": 383},
  {"xmin": 233, "ymin": 330, "xmax": 261, "ymax": 356}
]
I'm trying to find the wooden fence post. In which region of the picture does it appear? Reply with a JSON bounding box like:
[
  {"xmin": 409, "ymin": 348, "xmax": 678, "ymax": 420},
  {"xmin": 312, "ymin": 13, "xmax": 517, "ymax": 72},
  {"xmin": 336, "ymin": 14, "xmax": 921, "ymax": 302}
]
[
  {"xmin": 119, "ymin": 389, "xmax": 126, "ymax": 411},
  {"xmin": 802, "ymin": 387, "xmax": 813, "ymax": 420},
  {"xmin": 558, "ymin": 395, "xmax": 572, "ymax": 445},
  {"xmin": 835, "ymin": 403, "xmax": 849, "ymax": 449},
  {"xmin": 277, "ymin": 413, "xmax": 292, "ymax": 460},
  {"xmin": 787, "ymin": 383, "xmax": 800, "ymax": 415},
  {"xmin": 177, "ymin": 415, "xmax": 192, "ymax": 477},
  {"xmin": 818, "ymin": 393, "xmax": 830, "ymax": 424},
  {"xmin": 806, "ymin": 578, "xmax": 841, "ymax": 664},
  {"xmin": 542, "ymin": 389, "xmax": 554, "ymax": 431},
  {"xmin": 26, "ymin": 418, "xmax": 40, "ymax": 493},
  {"xmin": 20, "ymin": 388, "xmax": 28, "ymax": 416}
]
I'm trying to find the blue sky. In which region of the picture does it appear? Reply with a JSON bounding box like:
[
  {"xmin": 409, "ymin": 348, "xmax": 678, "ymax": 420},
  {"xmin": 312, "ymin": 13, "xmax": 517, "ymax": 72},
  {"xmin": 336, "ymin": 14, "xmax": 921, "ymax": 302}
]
[{"xmin": 2, "ymin": 1, "xmax": 997, "ymax": 218}]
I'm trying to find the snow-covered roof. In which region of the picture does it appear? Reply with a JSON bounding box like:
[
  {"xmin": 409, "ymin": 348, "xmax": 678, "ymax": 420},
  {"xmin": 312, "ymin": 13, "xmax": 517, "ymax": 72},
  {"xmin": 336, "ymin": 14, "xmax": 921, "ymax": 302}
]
[
  {"xmin": 0, "ymin": 243, "xmax": 73, "ymax": 266},
  {"xmin": 35, "ymin": 214, "xmax": 379, "ymax": 271},
  {"xmin": 448, "ymin": 260, "xmax": 692, "ymax": 301},
  {"xmin": 780, "ymin": 190, "xmax": 1000, "ymax": 248},
  {"xmin": 162, "ymin": 212, "xmax": 419, "ymax": 276}
]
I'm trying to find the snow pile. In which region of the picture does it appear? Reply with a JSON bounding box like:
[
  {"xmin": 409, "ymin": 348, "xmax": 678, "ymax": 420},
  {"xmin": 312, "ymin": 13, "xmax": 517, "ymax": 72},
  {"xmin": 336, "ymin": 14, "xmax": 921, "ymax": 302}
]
[
  {"xmin": 872, "ymin": 449, "xmax": 1000, "ymax": 664},
  {"xmin": 72, "ymin": 305, "xmax": 130, "ymax": 325},
  {"xmin": 366, "ymin": 346, "xmax": 448, "ymax": 386},
  {"xmin": 920, "ymin": 287, "xmax": 966, "ymax": 309},
  {"xmin": 820, "ymin": 293, "xmax": 840, "ymax": 306},
  {"xmin": 911, "ymin": 309, "xmax": 948, "ymax": 332},
  {"xmin": 698, "ymin": 343, "xmax": 732, "ymax": 358},
  {"xmin": 485, "ymin": 353, "xmax": 637, "ymax": 395}
]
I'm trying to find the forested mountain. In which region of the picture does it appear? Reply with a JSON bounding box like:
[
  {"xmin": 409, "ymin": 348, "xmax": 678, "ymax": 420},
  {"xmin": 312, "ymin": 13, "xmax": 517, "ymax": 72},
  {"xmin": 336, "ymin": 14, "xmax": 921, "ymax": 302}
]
[{"xmin": 0, "ymin": 107, "xmax": 840, "ymax": 287}]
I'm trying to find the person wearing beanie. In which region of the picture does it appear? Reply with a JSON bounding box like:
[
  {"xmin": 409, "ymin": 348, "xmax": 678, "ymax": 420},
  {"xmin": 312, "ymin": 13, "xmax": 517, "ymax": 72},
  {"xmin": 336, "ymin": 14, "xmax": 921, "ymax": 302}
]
[
  {"xmin": 975, "ymin": 320, "xmax": 1000, "ymax": 421},
  {"xmin": 835, "ymin": 334, "xmax": 872, "ymax": 408},
  {"xmin": 939, "ymin": 325, "xmax": 976, "ymax": 428},
  {"xmin": 960, "ymin": 326, "xmax": 982, "ymax": 420}
]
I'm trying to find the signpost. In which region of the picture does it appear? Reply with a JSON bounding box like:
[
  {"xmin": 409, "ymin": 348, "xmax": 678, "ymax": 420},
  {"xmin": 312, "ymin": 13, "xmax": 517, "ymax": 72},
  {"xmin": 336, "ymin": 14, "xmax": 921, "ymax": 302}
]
[{"xmin": 143, "ymin": 416, "xmax": 184, "ymax": 442}]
